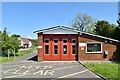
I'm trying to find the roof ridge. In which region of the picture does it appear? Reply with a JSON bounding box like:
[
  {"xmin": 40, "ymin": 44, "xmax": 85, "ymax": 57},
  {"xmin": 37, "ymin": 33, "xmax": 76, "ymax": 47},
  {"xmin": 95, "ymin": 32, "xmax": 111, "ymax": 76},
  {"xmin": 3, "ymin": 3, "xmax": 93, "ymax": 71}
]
[{"xmin": 34, "ymin": 26, "xmax": 119, "ymax": 42}]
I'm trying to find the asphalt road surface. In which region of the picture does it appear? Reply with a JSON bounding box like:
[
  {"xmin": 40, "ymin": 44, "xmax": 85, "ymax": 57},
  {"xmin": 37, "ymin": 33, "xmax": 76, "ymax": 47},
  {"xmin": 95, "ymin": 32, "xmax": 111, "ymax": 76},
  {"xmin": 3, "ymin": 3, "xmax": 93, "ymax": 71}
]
[{"xmin": 2, "ymin": 51, "xmax": 103, "ymax": 80}]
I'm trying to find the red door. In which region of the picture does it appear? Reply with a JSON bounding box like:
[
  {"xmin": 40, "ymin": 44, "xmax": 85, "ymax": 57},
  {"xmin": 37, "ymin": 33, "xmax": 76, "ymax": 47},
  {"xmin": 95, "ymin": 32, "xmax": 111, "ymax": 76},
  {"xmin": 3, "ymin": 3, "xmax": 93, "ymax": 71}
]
[
  {"xmin": 61, "ymin": 35, "xmax": 70, "ymax": 60},
  {"xmin": 69, "ymin": 35, "xmax": 78, "ymax": 60},
  {"xmin": 43, "ymin": 35, "xmax": 51, "ymax": 60},
  {"xmin": 51, "ymin": 35, "xmax": 61, "ymax": 60},
  {"xmin": 43, "ymin": 34, "xmax": 78, "ymax": 61}
]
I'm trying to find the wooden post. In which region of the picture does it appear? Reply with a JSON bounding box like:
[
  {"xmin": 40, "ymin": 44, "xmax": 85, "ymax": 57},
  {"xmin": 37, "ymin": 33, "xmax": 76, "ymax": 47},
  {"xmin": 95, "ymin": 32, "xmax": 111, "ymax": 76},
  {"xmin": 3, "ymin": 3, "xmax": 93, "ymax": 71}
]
[
  {"xmin": 14, "ymin": 48, "xmax": 16, "ymax": 58},
  {"xmin": 8, "ymin": 49, "xmax": 10, "ymax": 60}
]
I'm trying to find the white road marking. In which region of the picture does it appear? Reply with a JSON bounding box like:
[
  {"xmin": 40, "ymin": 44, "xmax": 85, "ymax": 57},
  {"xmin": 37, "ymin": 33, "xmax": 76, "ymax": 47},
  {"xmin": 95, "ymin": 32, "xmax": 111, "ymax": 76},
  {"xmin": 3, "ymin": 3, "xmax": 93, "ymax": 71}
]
[
  {"xmin": 5, "ymin": 74, "xmax": 25, "ymax": 78},
  {"xmin": 35, "ymin": 66, "xmax": 40, "ymax": 69},
  {"xmin": 47, "ymin": 70, "xmax": 54, "ymax": 75},
  {"xmin": 3, "ymin": 61, "xmax": 62, "ymax": 68},
  {"xmin": 43, "ymin": 70, "xmax": 54, "ymax": 75},
  {"xmin": 12, "ymin": 69, "xmax": 21, "ymax": 74},
  {"xmin": 3, "ymin": 63, "xmax": 37, "ymax": 67},
  {"xmin": 19, "ymin": 65, "xmax": 27, "ymax": 69},
  {"xmin": 4, "ymin": 69, "xmax": 17, "ymax": 74},
  {"xmin": 53, "ymin": 70, "xmax": 88, "ymax": 80},
  {"xmin": 22, "ymin": 70, "xmax": 31, "ymax": 75},
  {"xmin": 53, "ymin": 65, "xmax": 79, "ymax": 71},
  {"xmin": 33, "ymin": 70, "xmax": 43, "ymax": 75},
  {"xmin": 3, "ymin": 64, "xmax": 80, "ymax": 78}
]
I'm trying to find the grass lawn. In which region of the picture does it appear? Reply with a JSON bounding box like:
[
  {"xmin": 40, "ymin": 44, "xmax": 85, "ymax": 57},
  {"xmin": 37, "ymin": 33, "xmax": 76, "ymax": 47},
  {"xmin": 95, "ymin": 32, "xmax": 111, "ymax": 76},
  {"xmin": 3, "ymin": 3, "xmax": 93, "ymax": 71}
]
[
  {"xmin": 0, "ymin": 48, "xmax": 36, "ymax": 63},
  {"xmin": 84, "ymin": 62, "xmax": 120, "ymax": 79}
]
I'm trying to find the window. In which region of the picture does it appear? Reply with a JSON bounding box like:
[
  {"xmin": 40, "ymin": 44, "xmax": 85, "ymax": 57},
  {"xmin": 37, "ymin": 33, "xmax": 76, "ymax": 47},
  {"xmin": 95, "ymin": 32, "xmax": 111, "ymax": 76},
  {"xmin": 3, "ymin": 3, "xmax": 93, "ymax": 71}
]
[
  {"xmin": 72, "ymin": 45, "xmax": 76, "ymax": 54},
  {"xmin": 45, "ymin": 39, "xmax": 49, "ymax": 43},
  {"xmin": 63, "ymin": 45, "xmax": 67, "ymax": 54},
  {"xmin": 72, "ymin": 39, "xmax": 76, "ymax": 43},
  {"xmin": 54, "ymin": 45, "xmax": 58, "ymax": 54},
  {"xmin": 63, "ymin": 39, "xmax": 67, "ymax": 43},
  {"xmin": 86, "ymin": 43, "xmax": 102, "ymax": 53},
  {"xmin": 54, "ymin": 39, "xmax": 58, "ymax": 43},
  {"xmin": 45, "ymin": 45, "xmax": 49, "ymax": 54}
]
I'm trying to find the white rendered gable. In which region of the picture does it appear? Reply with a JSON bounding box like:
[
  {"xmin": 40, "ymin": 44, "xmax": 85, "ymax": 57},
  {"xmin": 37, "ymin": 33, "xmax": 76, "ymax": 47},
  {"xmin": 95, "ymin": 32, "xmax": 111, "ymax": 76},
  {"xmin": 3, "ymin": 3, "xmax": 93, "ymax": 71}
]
[{"xmin": 43, "ymin": 28, "xmax": 78, "ymax": 34}]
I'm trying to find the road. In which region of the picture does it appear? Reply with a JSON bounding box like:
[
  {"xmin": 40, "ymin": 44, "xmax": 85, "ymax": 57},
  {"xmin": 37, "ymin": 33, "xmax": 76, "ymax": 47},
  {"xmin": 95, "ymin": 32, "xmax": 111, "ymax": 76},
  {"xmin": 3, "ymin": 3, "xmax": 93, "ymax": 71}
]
[{"xmin": 2, "ymin": 51, "xmax": 103, "ymax": 80}]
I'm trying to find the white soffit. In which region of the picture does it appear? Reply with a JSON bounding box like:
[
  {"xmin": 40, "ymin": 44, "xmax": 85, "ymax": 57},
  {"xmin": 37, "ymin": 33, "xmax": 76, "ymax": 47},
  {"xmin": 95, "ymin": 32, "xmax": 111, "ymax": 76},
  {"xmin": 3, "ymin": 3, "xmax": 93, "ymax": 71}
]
[{"xmin": 43, "ymin": 28, "xmax": 78, "ymax": 34}]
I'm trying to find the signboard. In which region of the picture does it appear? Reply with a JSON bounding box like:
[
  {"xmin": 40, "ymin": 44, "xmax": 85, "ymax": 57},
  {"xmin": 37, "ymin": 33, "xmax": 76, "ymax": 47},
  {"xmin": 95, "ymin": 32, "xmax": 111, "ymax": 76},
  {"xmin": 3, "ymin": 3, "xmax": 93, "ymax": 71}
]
[
  {"xmin": 38, "ymin": 46, "xmax": 42, "ymax": 49},
  {"xmin": 79, "ymin": 43, "xmax": 86, "ymax": 47}
]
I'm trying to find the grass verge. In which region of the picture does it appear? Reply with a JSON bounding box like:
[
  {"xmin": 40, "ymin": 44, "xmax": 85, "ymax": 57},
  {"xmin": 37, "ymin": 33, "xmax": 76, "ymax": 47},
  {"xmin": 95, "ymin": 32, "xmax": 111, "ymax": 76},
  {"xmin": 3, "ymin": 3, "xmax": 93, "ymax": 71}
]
[
  {"xmin": 84, "ymin": 62, "xmax": 119, "ymax": 79},
  {"xmin": 0, "ymin": 48, "xmax": 36, "ymax": 63}
]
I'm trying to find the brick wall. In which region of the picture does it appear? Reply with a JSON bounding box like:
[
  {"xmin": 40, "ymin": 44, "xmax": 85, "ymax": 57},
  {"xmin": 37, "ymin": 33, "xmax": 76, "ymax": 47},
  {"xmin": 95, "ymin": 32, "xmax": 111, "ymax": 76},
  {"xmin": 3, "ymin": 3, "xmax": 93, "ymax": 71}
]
[
  {"xmin": 37, "ymin": 32, "xmax": 118, "ymax": 61},
  {"xmin": 78, "ymin": 33, "xmax": 117, "ymax": 61},
  {"xmin": 38, "ymin": 32, "xmax": 43, "ymax": 61}
]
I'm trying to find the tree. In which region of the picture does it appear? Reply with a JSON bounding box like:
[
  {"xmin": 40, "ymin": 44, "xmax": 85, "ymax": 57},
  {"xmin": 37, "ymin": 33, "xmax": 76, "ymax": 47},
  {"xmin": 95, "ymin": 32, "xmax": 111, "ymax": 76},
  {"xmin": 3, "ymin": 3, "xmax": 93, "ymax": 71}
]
[
  {"xmin": 11, "ymin": 34, "xmax": 20, "ymax": 38},
  {"xmin": 29, "ymin": 39, "xmax": 38, "ymax": 48},
  {"xmin": 1, "ymin": 28, "xmax": 11, "ymax": 59},
  {"xmin": 112, "ymin": 27, "xmax": 120, "ymax": 41},
  {"xmin": 1, "ymin": 28, "xmax": 20, "ymax": 59},
  {"xmin": 94, "ymin": 20, "xmax": 116, "ymax": 38},
  {"xmin": 0, "ymin": 32, "xmax": 2, "ymax": 55},
  {"xmin": 1, "ymin": 28, "xmax": 10, "ymax": 52},
  {"xmin": 10, "ymin": 36, "xmax": 20, "ymax": 58},
  {"xmin": 72, "ymin": 13, "xmax": 95, "ymax": 33},
  {"xmin": 113, "ymin": 19, "xmax": 120, "ymax": 41}
]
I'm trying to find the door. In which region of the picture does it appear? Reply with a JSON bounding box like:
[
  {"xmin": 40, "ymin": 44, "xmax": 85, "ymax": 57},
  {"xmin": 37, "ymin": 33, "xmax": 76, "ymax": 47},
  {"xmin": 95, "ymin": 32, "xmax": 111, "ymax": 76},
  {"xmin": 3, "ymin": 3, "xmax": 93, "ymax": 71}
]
[
  {"xmin": 43, "ymin": 34, "xmax": 78, "ymax": 61},
  {"xmin": 51, "ymin": 35, "xmax": 61, "ymax": 60},
  {"xmin": 69, "ymin": 35, "xmax": 78, "ymax": 60},
  {"xmin": 61, "ymin": 35, "xmax": 69, "ymax": 60}
]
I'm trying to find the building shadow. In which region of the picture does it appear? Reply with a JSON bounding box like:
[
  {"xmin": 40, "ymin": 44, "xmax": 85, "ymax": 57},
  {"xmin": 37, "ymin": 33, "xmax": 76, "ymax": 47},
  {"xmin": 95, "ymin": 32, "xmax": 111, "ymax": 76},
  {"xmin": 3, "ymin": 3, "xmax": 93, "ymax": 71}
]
[{"xmin": 28, "ymin": 55, "xmax": 38, "ymax": 62}]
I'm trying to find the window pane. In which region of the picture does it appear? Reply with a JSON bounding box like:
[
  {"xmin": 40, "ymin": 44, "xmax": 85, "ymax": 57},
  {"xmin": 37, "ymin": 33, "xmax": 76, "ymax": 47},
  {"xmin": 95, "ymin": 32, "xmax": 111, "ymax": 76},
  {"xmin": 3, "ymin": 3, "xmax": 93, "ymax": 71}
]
[
  {"xmin": 54, "ymin": 45, "xmax": 58, "ymax": 54},
  {"xmin": 96, "ymin": 44, "xmax": 101, "ymax": 51},
  {"xmin": 45, "ymin": 39, "xmax": 49, "ymax": 43},
  {"xmin": 45, "ymin": 45, "xmax": 49, "ymax": 54},
  {"xmin": 63, "ymin": 45, "xmax": 67, "ymax": 54},
  {"xmin": 63, "ymin": 39, "xmax": 67, "ymax": 43},
  {"xmin": 54, "ymin": 39, "xmax": 58, "ymax": 43},
  {"xmin": 72, "ymin": 39, "xmax": 76, "ymax": 43},
  {"xmin": 72, "ymin": 45, "xmax": 76, "ymax": 54},
  {"xmin": 87, "ymin": 43, "xmax": 101, "ymax": 52}
]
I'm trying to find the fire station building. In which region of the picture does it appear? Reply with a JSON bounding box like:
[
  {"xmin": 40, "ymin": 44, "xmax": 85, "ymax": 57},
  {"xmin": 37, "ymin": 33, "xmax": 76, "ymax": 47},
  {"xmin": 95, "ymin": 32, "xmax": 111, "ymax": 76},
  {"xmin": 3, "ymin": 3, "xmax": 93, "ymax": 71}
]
[{"xmin": 34, "ymin": 26, "xmax": 119, "ymax": 61}]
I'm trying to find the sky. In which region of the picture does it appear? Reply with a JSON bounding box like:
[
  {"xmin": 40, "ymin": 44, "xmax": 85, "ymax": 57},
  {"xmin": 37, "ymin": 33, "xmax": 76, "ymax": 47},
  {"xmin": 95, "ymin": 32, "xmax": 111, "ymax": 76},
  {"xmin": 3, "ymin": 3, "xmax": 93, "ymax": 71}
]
[{"xmin": 2, "ymin": 2, "xmax": 118, "ymax": 39}]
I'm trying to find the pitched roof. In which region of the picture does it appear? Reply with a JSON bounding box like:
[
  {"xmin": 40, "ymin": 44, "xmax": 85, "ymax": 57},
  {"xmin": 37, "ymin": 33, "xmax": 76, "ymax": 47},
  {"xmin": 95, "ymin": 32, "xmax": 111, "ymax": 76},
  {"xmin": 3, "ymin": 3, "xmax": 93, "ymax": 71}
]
[
  {"xmin": 34, "ymin": 26, "xmax": 119, "ymax": 42},
  {"xmin": 34, "ymin": 26, "xmax": 79, "ymax": 33},
  {"xmin": 19, "ymin": 37, "xmax": 30, "ymax": 44}
]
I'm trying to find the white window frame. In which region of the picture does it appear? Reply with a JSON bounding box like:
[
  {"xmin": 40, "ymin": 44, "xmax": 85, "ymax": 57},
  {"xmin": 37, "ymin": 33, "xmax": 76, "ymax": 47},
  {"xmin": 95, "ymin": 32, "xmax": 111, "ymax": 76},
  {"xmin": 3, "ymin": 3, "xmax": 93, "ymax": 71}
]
[
  {"xmin": 54, "ymin": 45, "xmax": 58, "ymax": 55},
  {"xmin": 53, "ymin": 38, "xmax": 59, "ymax": 55},
  {"xmin": 62, "ymin": 38, "xmax": 68, "ymax": 55},
  {"xmin": 44, "ymin": 39, "xmax": 50, "ymax": 55},
  {"xmin": 54, "ymin": 38, "xmax": 58, "ymax": 44},
  {"xmin": 86, "ymin": 42, "xmax": 102, "ymax": 53},
  {"xmin": 44, "ymin": 45, "xmax": 49, "ymax": 55},
  {"xmin": 63, "ymin": 45, "xmax": 68, "ymax": 55},
  {"xmin": 72, "ymin": 39, "xmax": 77, "ymax": 55},
  {"xmin": 72, "ymin": 39, "xmax": 77, "ymax": 43},
  {"xmin": 44, "ymin": 39, "xmax": 49, "ymax": 44},
  {"xmin": 63, "ymin": 38, "xmax": 68, "ymax": 43},
  {"xmin": 72, "ymin": 45, "xmax": 77, "ymax": 55}
]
